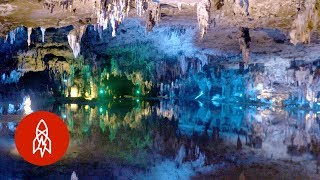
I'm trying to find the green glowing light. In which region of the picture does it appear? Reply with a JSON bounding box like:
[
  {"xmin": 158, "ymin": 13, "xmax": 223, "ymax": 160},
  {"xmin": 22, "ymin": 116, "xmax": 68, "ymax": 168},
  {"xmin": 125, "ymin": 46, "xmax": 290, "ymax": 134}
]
[
  {"xmin": 99, "ymin": 107, "xmax": 103, "ymax": 113},
  {"xmin": 99, "ymin": 89, "xmax": 104, "ymax": 94},
  {"xmin": 136, "ymin": 99, "xmax": 140, "ymax": 102},
  {"xmin": 136, "ymin": 90, "xmax": 140, "ymax": 94}
]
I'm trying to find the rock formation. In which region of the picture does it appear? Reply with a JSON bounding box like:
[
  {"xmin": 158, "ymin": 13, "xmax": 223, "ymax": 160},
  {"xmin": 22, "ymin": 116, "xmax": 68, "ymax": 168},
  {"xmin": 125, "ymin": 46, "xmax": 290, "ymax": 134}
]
[
  {"xmin": 67, "ymin": 25, "xmax": 86, "ymax": 58},
  {"xmin": 290, "ymin": 0, "xmax": 320, "ymax": 45},
  {"xmin": 197, "ymin": 0, "xmax": 211, "ymax": 38}
]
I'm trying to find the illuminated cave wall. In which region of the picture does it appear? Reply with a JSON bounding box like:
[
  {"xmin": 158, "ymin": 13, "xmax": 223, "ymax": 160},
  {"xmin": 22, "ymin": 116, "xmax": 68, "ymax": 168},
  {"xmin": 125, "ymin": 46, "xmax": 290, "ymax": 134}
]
[{"xmin": 1, "ymin": 19, "xmax": 320, "ymax": 106}]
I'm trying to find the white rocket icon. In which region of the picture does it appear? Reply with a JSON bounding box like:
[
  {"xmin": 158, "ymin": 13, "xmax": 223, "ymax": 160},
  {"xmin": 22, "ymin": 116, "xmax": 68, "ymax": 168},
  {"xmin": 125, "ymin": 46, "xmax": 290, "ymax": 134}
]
[{"xmin": 32, "ymin": 119, "xmax": 52, "ymax": 158}]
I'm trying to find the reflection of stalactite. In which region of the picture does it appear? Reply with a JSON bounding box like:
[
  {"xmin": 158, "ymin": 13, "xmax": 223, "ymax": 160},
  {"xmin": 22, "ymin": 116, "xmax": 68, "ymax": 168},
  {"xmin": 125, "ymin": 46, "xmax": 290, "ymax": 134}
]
[
  {"xmin": 239, "ymin": 27, "xmax": 251, "ymax": 65},
  {"xmin": 290, "ymin": 0, "xmax": 319, "ymax": 45},
  {"xmin": 145, "ymin": 1, "xmax": 160, "ymax": 32},
  {"xmin": 197, "ymin": 0, "xmax": 211, "ymax": 38}
]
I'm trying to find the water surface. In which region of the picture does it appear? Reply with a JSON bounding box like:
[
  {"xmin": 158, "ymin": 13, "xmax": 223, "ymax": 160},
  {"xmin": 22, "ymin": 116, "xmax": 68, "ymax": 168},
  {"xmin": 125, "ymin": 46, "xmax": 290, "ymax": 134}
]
[{"xmin": 0, "ymin": 99, "xmax": 320, "ymax": 179}]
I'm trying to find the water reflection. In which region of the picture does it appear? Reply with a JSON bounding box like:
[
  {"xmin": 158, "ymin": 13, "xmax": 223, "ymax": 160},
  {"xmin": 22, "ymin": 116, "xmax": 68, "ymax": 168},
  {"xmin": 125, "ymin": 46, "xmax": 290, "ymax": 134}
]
[{"xmin": 1, "ymin": 100, "xmax": 320, "ymax": 178}]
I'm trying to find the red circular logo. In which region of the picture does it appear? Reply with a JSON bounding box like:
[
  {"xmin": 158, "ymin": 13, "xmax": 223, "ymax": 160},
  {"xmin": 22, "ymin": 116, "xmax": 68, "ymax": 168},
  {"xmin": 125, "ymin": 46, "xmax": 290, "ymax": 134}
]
[{"xmin": 15, "ymin": 111, "xmax": 70, "ymax": 166}]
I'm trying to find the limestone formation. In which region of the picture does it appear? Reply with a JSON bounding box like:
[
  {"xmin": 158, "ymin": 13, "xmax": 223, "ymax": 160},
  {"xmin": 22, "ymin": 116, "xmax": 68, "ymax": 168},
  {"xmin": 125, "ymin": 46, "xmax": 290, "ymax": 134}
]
[
  {"xmin": 197, "ymin": 0, "xmax": 211, "ymax": 38},
  {"xmin": 68, "ymin": 25, "xmax": 87, "ymax": 58},
  {"xmin": 290, "ymin": 0, "xmax": 320, "ymax": 45}
]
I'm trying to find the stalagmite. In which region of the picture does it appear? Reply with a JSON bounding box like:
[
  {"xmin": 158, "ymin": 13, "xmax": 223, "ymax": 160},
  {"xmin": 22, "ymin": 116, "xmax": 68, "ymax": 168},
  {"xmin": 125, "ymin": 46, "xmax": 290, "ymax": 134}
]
[
  {"xmin": 27, "ymin": 27, "xmax": 32, "ymax": 46},
  {"xmin": 290, "ymin": 0, "xmax": 319, "ymax": 45},
  {"xmin": 40, "ymin": 27, "xmax": 46, "ymax": 43},
  {"xmin": 239, "ymin": 27, "xmax": 251, "ymax": 64},
  {"xmin": 197, "ymin": 0, "xmax": 211, "ymax": 38}
]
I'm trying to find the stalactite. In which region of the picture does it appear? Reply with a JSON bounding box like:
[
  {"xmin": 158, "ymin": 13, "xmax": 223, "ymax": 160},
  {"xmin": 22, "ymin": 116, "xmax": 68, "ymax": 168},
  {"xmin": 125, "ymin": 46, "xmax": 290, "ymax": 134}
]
[
  {"xmin": 40, "ymin": 27, "xmax": 46, "ymax": 43},
  {"xmin": 126, "ymin": 0, "xmax": 131, "ymax": 16},
  {"xmin": 9, "ymin": 30, "xmax": 15, "ymax": 45},
  {"xmin": 177, "ymin": 2, "xmax": 182, "ymax": 11},
  {"xmin": 215, "ymin": 0, "xmax": 224, "ymax": 10},
  {"xmin": 67, "ymin": 25, "xmax": 87, "ymax": 58},
  {"xmin": 27, "ymin": 27, "xmax": 32, "ymax": 47},
  {"xmin": 239, "ymin": 27, "xmax": 251, "ymax": 65},
  {"xmin": 41, "ymin": 0, "xmax": 162, "ymax": 38},
  {"xmin": 197, "ymin": 0, "xmax": 211, "ymax": 38},
  {"xmin": 43, "ymin": 0, "xmax": 73, "ymax": 13},
  {"xmin": 96, "ymin": 2, "xmax": 109, "ymax": 31},
  {"xmin": 95, "ymin": 0, "xmax": 131, "ymax": 37},
  {"xmin": 233, "ymin": 0, "xmax": 249, "ymax": 16},
  {"xmin": 145, "ymin": 1, "xmax": 160, "ymax": 32},
  {"xmin": 7, "ymin": 26, "xmax": 24, "ymax": 45},
  {"xmin": 110, "ymin": 13, "xmax": 117, "ymax": 37},
  {"xmin": 290, "ymin": 0, "xmax": 319, "ymax": 45},
  {"xmin": 136, "ymin": 0, "xmax": 144, "ymax": 16}
]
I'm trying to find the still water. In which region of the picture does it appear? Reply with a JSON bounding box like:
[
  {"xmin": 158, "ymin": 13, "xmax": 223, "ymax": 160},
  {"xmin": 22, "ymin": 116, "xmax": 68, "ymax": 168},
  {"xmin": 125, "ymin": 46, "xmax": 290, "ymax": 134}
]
[{"xmin": 0, "ymin": 99, "xmax": 320, "ymax": 179}]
